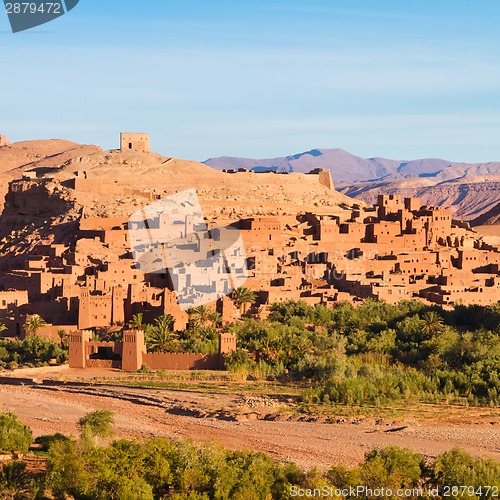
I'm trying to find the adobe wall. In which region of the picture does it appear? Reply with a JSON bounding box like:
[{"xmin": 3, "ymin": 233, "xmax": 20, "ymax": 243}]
[
  {"xmin": 224, "ymin": 170, "xmax": 334, "ymax": 191},
  {"xmin": 142, "ymin": 352, "xmax": 221, "ymax": 370},
  {"xmin": 30, "ymin": 324, "xmax": 77, "ymax": 342}
]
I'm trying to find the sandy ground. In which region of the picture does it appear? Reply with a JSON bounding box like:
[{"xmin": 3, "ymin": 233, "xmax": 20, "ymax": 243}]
[
  {"xmin": 1, "ymin": 367, "xmax": 499, "ymax": 471},
  {"xmin": 474, "ymin": 225, "xmax": 500, "ymax": 247}
]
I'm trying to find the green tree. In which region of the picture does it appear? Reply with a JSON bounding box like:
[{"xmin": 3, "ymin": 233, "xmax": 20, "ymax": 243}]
[
  {"xmin": 130, "ymin": 313, "xmax": 144, "ymax": 330},
  {"xmin": 232, "ymin": 287, "xmax": 256, "ymax": 315},
  {"xmin": 23, "ymin": 315, "xmax": 47, "ymax": 336},
  {"xmin": 361, "ymin": 446, "xmax": 424, "ymax": 489},
  {"xmin": 0, "ymin": 412, "xmax": 33, "ymax": 453},
  {"xmin": 431, "ymin": 448, "xmax": 500, "ymax": 488},
  {"xmin": 421, "ymin": 311, "xmax": 444, "ymax": 338},
  {"xmin": 147, "ymin": 315, "xmax": 179, "ymax": 353},
  {"xmin": 78, "ymin": 410, "xmax": 114, "ymax": 441},
  {"xmin": 57, "ymin": 328, "xmax": 66, "ymax": 346},
  {"xmin": 188, "ymin": 305, "xmax": 213, "ymax": 328},
  {"xmin": 45, "ymin": 438, "xmax": 92, "ymax": 498}
]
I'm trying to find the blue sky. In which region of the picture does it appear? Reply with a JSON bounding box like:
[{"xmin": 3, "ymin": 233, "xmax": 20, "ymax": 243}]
[{"xmin": 2, "ymin": 0, "xmax": 500, "ymax": 162}]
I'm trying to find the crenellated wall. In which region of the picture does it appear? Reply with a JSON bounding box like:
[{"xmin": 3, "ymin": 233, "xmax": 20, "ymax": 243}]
[{"xmin": 68, "ymin": 330, "xmax": 236, "ymax": 371}]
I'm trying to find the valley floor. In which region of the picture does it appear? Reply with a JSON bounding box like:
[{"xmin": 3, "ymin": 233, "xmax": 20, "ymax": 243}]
[{"xmin": 1, "ymin": 367, "xmax": 499, "ymax": 471}]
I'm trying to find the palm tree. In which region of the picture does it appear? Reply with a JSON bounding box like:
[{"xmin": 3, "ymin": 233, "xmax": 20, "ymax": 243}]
[
  {"xmin": 57, "ymin": 328, "xmax": 66, "ymax": 346},
  {"xmin": 421, "ymin": 311, "xmax": 444, "ymax": 337},
  {"xmin": 23, "ymin": 315, "xmax": 47, "ymax": 336},
  {"xmin": 259, "ymin": 338, "xmax": 281, "ymax": 363},
  {"xmin": 188, "ymin": 306, "xmax": 223, "ymax": 329},
  {"xmin": 232, "ymin": 287, "xmax": 256, "ymax": 315},
  {"xmin": 0, "ymin": 322, "xmax": 7, "ymax": 336},
  {"xmin": 129, "ymin": 313, "xmax": 144, "ymax": 330},
  {"xmin": 188, "ymin": 305, "xmax": 212, "ymax": 328},
  {"xmin": 209, "ymin": 311, "xmax": 223, "ymax": 328},
  {"xmin": 146, "ymin": 315, "xmax": 179, "ymax": 353},
  {"xmin": 0, "ymin": 461, "xmax": 32, "ymax": 497},
  {"xmin": 294, "ymin": 333, "xmax": 314, "ymax": 357}
]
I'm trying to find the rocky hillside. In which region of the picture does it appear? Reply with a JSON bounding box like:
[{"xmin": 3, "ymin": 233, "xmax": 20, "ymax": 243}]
[
  {"xmin": 0, "ymin": 137, "xmax": 102, "ymax": 212},
  {"xmin": 471, "ymin": 203, "xmax": 500, "ymax": 226},
  {"xmin": 340, "ymin": 178, "xmax": 500, "ymax": 220},
  {"xmin": 0, "ymin": 138, "xmax": 357, "ymax": 259},
  {"xmin": 205, "ymin": 149, "xmax": 500, "ymax": 220}
]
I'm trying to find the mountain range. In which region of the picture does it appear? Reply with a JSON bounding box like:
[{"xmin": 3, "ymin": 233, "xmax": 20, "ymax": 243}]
[{"xmin": 205, "ymin": 149, "xmax": 500, "ymax": 221}]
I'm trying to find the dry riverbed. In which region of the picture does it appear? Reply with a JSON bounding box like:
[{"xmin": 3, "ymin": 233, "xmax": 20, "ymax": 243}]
[{"xmin": 1, "ymin": 367, "xmax": 499, "ymax": 471}]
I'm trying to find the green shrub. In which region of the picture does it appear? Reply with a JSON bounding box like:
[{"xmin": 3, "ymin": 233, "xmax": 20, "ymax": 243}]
[
  {"xmin": 34, "ymin": 433, "xmax": 71, "ymax": 452},
  {"xmin": 0, "ymin": 412, "xmax": 33, "ymax": 453},
  {"xmin": 78, "ymin": 410, "xmax": 114, "ymax": 440}
]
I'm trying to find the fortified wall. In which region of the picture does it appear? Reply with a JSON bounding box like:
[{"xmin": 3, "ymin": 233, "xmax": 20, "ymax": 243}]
[
  {"xmin": 221, "ymin": 167, "xmax": 334, "ymax": 191},
  {"xmin": 68, "ymin": 330, "xmax": 236, "ymax": 372}
]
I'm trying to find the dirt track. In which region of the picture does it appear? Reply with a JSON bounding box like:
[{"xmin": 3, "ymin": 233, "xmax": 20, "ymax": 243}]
[{"xmin": 1, "ymin": 374, "xmax": 499, "ymax": 471}]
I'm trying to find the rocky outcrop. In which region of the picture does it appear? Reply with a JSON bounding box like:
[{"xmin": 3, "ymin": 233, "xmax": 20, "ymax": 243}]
[
  {"xmin": 1, "ymin": 178, "xmax": 79, "ymax": 227},
  {"xmin": 0, "ymin": 135, "xmax": 10, "ymax": 147}
]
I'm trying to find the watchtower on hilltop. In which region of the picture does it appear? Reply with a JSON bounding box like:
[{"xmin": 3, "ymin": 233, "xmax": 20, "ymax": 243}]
[{"xmin": 120, "ymin": 132, "xmax": 150, "ymax": 152}]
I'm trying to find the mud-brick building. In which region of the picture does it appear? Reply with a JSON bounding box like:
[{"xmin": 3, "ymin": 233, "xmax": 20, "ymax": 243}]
[
  {"xmin": 120, "ymin": 132, "xmax": 150, "ymax": 153},
  {"xmin": 69, "ymin": 330, "xmax": 236, "ymax": 372}
]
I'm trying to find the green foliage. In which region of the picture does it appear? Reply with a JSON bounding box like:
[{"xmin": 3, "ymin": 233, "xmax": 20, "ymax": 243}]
[
  {"xmin": 23, "ymin": 314, "xmax": 47, "ymax": 336},
  {"xmin": 130, "ymin": 312, "xmax": 144, "ymax": 330},
  {"xmin": 78, "ymin": 410, "xmax": 114, "ymax": 440},
  {"xmin": 180, "ymin": 326, "xmax": 219, "ymax": 355},
  {"xmin": 144, "ymin": 314, "xmax": 180, "ymax": 352},
  {"xmin": 146, "ymin": 315, "xmax": 180, "ymax": 353},
  {"xmin": 231, "ymin": 287, "xmax": 257, "ymax": 313},
  {"xmin": 2, "ymin": 411, "xmax": 500, "ymax": 500},
  {"xmin": 0, "ymin": 335, "xmax": 68, "ymax": 369},
  {"xmin": 430, "ymin": 448, "xmax": 500, "ymax": 489},
  {"xmin": 0, "ymin": 460, "xmax": 34, "ymax": 498},
  {"xmin": 43, "ymin": 436, "xmax": 304, "ymax": 499},
  {"xmin": 229, "ymin": 300, "xmax": 500, "ymax": 406},
  {"xmin": 34, "ymin": 433, "xmax": 71, "ymax": 452},
  {"xmin": 0, "ymin": 412, "xmax": 32, "ymax": 453},
  {"xmin": 329, "ymin": 446, "xmax": 424, "ymax": 495},
  {"xmin": 40, "ymin": 437, "xmax": 500, "ymax": 500}
]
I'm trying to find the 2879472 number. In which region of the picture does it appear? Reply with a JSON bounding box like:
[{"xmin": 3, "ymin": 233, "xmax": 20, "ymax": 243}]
[
  {"xmin": 443, "ymin": 485, "xmax": 499, "ymax": 497},
  {"xmin": 5, "ymin": 3, "xmax": 61, "ymax": 14}
]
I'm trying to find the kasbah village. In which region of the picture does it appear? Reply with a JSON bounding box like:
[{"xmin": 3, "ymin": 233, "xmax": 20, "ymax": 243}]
[{"xmin": 0, "ymin": 132, "xmax": 499, "ymax": 372}]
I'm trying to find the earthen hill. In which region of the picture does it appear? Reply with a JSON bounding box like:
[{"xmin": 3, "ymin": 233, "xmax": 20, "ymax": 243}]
[{"xmin": 0, "ymin": 133, "xmax": 499, "ymax": 347}]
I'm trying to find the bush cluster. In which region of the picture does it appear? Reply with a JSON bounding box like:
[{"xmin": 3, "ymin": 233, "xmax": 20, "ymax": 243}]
[{"xmin": 227, "ymin": 300, "xmax": 500, "ymax": 406}]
